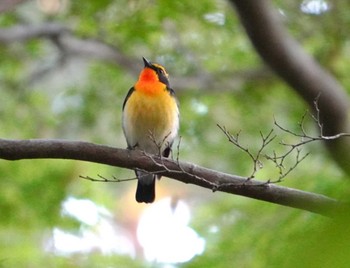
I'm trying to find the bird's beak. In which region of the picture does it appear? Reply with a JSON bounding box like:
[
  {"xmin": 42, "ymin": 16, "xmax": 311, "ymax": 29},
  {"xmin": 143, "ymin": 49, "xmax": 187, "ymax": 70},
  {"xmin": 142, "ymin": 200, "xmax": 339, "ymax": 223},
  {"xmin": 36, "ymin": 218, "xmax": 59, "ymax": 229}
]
[{"xmin": 142, "ymin": 57, "xmax": 152, "ymax": 68}]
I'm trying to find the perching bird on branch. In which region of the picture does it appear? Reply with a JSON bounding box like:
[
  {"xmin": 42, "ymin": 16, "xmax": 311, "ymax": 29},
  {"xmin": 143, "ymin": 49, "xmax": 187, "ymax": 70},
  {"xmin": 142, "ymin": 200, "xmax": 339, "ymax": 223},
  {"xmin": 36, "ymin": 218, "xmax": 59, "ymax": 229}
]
[{"xmin": 122, "ymin": 57, "xmax": 179, "ymax": 203}]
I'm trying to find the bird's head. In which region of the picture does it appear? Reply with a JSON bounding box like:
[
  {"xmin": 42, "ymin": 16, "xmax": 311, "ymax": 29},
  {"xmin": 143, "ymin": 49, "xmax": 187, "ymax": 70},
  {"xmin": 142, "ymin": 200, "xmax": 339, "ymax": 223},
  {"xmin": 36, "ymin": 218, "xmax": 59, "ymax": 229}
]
[{"xmin": 138, "ymin": 57, "xmax": 170, "ymax": 86}]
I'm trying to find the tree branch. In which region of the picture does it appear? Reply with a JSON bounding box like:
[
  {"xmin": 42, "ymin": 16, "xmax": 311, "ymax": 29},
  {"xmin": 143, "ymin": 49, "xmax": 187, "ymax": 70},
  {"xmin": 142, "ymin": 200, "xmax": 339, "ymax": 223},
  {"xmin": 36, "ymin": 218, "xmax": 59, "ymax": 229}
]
[
  {"xmin": 0, "ymin": 138, "xmax": 342, "ymax": 217},
  {"xmin": 0, "ymin": 23, "xmax": 271, "ymax": 93},
  {"xmin": 230, "ymin": 0, "xmax": 350, "ymax": 175},
  {"xmin": 0, "ymin": 0, "xmax": 27, "ymax": 13}
]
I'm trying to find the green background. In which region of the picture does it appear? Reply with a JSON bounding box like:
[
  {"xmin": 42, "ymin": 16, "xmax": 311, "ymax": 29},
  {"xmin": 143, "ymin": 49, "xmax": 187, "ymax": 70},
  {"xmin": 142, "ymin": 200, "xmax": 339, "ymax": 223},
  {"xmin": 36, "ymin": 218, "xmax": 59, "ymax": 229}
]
[{"xmin": 1, "ymin": 0, "xmax": 350, "ymax": 267}]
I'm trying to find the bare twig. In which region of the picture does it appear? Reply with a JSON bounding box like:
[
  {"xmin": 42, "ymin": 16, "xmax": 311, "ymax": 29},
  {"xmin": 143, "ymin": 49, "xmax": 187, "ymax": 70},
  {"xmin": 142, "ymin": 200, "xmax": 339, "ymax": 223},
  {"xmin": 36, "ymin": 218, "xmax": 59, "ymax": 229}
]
[
  {"xmin": 176, "ymin": 136, "xmax": 182, "ymax": 162},
  {"xmin": 142, "ymin": 150, "xmax": 212, "ymax": 190},
  {"xmin": 217, "ymin": 124, "xmax": 277, "ymax": 179},
  {"xmin": 146, "ymin": 130, "xmax": 173, "ymax": 157},
  {"xmin": 80, "ymin": 174, "xmax": 136, "ymax": 183},
  {"xmin": 220, "ymin": 97, "xmax": 350, "ymax": 184}
]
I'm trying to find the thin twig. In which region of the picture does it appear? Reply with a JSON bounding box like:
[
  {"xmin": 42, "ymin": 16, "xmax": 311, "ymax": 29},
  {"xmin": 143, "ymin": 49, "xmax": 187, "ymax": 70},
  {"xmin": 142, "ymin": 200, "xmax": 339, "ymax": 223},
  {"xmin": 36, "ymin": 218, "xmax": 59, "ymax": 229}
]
[
  {"xmin": 176, "ymin": 136, "xmax": 182, "ymax": 162},
  {"xmin": 219, "ymin": 95, "xmax": 350, "ymax": 184},
  {"xmin": 80, "ymin": 174, "xmax": 136, "ymax": 183},
  {"xmin": 217, "ymin": 124, "xmax": 277, "ymax": 179}
]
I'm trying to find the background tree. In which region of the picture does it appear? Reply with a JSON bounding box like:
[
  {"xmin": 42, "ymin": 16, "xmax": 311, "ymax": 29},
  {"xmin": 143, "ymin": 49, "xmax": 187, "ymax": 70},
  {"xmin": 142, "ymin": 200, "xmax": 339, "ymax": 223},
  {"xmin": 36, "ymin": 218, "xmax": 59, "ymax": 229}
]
[{"xmin": 0, "ymin": 0, "xmax": 350, "ymax": 267}]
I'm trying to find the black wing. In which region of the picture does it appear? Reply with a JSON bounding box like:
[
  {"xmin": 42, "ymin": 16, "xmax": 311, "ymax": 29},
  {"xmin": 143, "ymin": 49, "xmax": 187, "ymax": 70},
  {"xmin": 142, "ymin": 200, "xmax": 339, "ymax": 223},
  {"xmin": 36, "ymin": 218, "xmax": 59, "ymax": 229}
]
[
  {"xmin": 167, "ymin": 87, "xmax": 180, "ymax": 112},
  {"xmin": 167, "ymin": 86, "xmax": 175, "ymax": 96},
  {"xmin": 122, "ymin": 87, "xmax": 135, "ymax": 110}
]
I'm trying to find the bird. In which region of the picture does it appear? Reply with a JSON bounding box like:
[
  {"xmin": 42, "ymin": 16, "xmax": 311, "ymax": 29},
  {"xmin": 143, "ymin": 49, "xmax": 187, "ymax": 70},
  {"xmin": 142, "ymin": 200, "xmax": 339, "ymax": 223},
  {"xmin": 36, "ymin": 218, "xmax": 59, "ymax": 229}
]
[{"xmin": 122, "ymin": 57, "xmax": 179, "ymax": 203}]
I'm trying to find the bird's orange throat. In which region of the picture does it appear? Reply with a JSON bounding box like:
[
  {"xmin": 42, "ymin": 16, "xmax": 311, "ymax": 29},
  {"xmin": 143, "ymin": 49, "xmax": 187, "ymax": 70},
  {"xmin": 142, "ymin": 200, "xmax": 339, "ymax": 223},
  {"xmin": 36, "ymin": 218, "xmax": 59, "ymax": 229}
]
[
  {"xmin": 135, "ymin": 68, "xmax": 165, "ymax": 95},
  {"xmin": 138, "ymin": 68, "xmax": 158, "ymax": 83}
]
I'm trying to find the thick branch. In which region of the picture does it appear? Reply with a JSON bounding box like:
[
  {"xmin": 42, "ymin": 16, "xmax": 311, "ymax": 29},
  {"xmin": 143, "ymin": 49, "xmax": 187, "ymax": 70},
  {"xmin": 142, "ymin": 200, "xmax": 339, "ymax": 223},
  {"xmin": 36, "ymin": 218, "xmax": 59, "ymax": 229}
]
[
  {"xmin": 230, "ymin": 0, "xmax": 350, "ymax": 174},
  {"xmin": 0, "ymin": 138, "xmax": 341, "ymax": 216}
]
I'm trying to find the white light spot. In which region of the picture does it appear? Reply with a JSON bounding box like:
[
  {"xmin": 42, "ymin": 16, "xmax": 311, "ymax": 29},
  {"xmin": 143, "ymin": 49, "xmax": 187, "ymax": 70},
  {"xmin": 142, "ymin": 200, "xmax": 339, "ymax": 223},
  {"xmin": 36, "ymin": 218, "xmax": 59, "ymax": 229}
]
[
  {"xmin": 300, "ymin": 0, "xmax": 330, "ymax": 15},
  {"xmin": 48, "ymin": 197, "xmax": 135, "ymax": 257},
  {"xmin": 209, "ymin": 225, "xmax": 220, "ymax": 234},
  {"xmin": 61, "ymin": 197, "xmax": 109, "ymax": 226},
  {"xmin": 191, "ymin": 99, "xmax": 208, "ymax": 115},
  {"xmin": 204, "ymin": 12, "xmax": 225, "ymax": 26},
  {"xmin": 137, "ymin": 198, "xmax": 205, "ymax": 263}
]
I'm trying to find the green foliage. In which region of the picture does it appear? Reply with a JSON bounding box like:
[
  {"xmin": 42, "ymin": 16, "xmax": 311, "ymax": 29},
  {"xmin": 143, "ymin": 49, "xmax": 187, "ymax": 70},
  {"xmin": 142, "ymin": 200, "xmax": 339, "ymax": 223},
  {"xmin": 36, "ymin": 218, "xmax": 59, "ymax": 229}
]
[{"xmin": 1, "ymin": 0, "xmax": 350, "ymax": 267}]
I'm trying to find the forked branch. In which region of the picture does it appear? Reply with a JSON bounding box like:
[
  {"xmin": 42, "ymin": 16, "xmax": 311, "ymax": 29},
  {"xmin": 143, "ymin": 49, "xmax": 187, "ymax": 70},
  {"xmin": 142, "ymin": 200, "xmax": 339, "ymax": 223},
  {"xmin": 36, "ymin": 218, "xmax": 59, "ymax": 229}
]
[{"xmin": 218, "ymin": 96, "xmax": 350, "ymax": 184}]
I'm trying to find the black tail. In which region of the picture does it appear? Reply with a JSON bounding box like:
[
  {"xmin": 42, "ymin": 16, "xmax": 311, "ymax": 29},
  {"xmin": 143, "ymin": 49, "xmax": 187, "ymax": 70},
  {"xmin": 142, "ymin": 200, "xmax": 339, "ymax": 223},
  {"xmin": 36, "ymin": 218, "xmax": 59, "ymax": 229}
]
[{"xmin": 135, "ymin": 172, "xmax": 156, "ymax": 203}]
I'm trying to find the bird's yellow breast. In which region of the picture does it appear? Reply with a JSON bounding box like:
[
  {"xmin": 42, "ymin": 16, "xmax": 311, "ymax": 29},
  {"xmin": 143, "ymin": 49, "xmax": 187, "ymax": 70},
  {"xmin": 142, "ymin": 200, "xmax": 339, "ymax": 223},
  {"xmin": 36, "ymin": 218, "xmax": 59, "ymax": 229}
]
[{"xmin": 123, "ymin": 88, "xmax": 179, "ymax": 153}]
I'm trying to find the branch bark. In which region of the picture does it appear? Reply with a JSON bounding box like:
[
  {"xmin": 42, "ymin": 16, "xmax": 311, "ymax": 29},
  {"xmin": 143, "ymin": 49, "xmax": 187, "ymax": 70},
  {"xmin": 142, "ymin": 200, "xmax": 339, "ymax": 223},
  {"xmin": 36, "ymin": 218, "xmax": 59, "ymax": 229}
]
[
  {"xmin": 0, "ymin": 138, "xmax": 341, "ymax": 217},
  {"xmin": 230, "ymin": 0, "xmax": 350, "ymax": 175}
]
